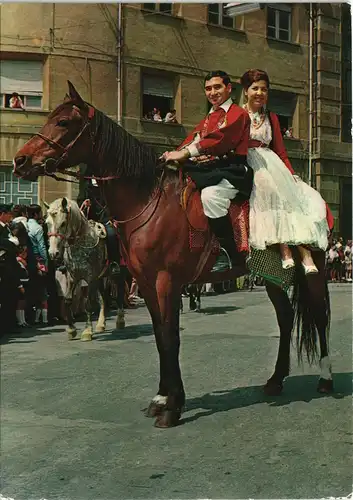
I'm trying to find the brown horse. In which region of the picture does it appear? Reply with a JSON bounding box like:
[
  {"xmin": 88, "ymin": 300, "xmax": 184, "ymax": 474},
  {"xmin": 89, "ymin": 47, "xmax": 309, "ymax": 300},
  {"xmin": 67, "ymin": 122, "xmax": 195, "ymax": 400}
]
[{"xmin": 13, "ymin": 82, "xmax": 333, "ymax": 428}]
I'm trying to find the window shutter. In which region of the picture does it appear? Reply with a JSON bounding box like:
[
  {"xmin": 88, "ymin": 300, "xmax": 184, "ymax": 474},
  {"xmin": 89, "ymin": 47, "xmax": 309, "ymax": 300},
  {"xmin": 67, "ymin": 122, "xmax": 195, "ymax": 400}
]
[
  {"xmin": 143, "ymin": 75, "xmax": 174, "ymax": 98},
  {"xmin": 0, "ymin": 60, "xmax": 43, "ymax": 95},
  {"xmin": 269, "ymin": 90, "xmax": 296, "ymax": 117}
]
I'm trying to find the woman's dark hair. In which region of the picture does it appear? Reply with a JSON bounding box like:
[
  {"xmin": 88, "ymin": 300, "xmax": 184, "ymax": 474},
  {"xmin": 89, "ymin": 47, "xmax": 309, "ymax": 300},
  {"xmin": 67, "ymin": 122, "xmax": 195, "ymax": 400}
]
[
  {"xmin": 204, "ymin": 70, "xmax": 231, "ymax": 86},
  {"xmin": 11, "ymin": 92, "xmax": 19, "ymax": 97},
  {"xmin": 240, "ymin": 69, "xmax": 270, "ymax": 90}
]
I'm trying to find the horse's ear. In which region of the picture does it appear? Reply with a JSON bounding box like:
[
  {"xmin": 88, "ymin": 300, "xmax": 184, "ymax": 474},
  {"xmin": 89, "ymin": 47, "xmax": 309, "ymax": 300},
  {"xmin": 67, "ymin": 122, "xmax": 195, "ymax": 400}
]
[
  {"xmin": 43, "ymin": 201, "xmax": 50, "ymax": 209},
  {"xmin": 61, "ymin": 197, "xmax": 68, "ymax": 213},
  {"xmin": 67, "ymin": 81, "xmax": 84, "ymax": 105}
]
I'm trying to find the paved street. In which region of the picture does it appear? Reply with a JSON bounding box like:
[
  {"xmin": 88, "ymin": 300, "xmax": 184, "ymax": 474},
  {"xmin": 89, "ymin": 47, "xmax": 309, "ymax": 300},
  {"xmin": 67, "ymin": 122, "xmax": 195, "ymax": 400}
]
[{"xmin": 1, "ymin": 284, "xmax": 352, "ymax": 500}]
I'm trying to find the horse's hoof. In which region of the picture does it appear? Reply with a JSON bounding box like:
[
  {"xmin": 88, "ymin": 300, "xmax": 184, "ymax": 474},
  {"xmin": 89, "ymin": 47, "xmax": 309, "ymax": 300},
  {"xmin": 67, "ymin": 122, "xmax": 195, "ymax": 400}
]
[
  {"xmin": 317, "ymin": 378, "xmax": 334, "ymax": 394},
  {"xmin": 154, "ymin": 409, "xmax": 181, "ymax": 428},
  {"xmin": 95, "ymin": 325, "xmax": 105, "ymax": 333},
  {"xmin": 81, "ymin": 331, "xmax": 93, "ymax": 342},
  {"xmin": 116, "ymin": 320, "xmax": 125, "ymax": 329},
  {"xmin": 264, "ymin": 380, "xmax": 283, "ymax": 396},
  {"xmin": 145, "ymin": 401, "xmax": 166, "ymax": 418},
  {"xmin": 67, "ymin": 329, "xmax": 77, "ymax": 341}
]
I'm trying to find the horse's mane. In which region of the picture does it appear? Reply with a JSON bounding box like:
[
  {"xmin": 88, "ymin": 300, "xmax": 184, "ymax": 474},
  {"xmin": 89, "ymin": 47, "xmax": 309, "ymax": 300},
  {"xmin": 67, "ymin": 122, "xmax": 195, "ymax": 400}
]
[{"xmin": 92, "ymin": 107, "xmax": 159, "ymax": 192}]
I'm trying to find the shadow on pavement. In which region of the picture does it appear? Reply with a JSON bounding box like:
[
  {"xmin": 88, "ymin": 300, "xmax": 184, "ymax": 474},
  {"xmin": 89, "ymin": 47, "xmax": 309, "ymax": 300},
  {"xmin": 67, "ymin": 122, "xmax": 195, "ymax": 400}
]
[
  {"xmin": 0, "ymin": 326, "xmax": 66, "ymax": 345},
  {"xmin": 199, "ymin": 305, "xmax": 243, "ymax": 315},
  {"xmin": 182, "ymin": 372, "xmax": 352, "ymax": 425},
  {"xmin": 95, "ymin": 323, "xmax": 154, "ymax": 341}
]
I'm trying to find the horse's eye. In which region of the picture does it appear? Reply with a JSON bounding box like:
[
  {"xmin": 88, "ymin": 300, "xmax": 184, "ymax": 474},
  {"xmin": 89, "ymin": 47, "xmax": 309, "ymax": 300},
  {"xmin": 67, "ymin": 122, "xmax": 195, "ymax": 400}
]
[{"xmin": 57, "ymin": 119, "xmax": 69, "ymax": 127}]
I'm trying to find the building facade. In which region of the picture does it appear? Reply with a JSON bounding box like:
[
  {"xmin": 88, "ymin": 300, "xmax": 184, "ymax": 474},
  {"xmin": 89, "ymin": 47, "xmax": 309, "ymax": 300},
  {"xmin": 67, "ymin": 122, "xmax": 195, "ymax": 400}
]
[{"xmin": 0, "ymin": 3, "xmax": 351, "ymax": 236}]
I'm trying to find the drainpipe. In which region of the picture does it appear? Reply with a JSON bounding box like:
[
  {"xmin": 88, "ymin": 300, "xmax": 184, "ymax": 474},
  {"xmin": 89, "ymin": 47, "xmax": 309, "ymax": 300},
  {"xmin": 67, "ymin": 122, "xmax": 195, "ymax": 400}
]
[
  {"xmin": 117, "ymin": 4, "xmax": 122, "ymax": 125},
  {"xmin": 308, "ymin": 3, "xmax": 313, "ymax": 186}
]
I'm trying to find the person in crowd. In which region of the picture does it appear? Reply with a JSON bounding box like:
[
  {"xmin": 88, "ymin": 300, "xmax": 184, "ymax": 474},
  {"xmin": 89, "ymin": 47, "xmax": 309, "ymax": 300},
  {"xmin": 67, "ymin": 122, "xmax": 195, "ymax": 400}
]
[
  {"xmin": 328, "ymin": 242, "xmax": 339, "ymax": 282},
  {"xmin": 9, "ymin": 92, "xmax": 25, "ymax": 110},
  {"xmin": 27, "ymin": 204, "xmax": 49, "ymax": 325},
  {"xmin": 15, "ymin": 246, "xmax": 29, "ymax": 327},
  {"xmin": 240, "ymin": 68, "xmax": 329, "ymax": 274},
  {"xmin": 161, "ymin": 70, "xmax": 252, "ymax": 273},
  {"xmin": 344, "ymin": 240, "xmax": 352, "ymax": 282},
  {"xmin": 0, "ymin": 203, "xmax": 24, "ymax": 333},
  {"xmin": 153, "ymin": 109, "xmax": 163, "ymax": 122},
  {"xmin": 12, "ymin": 204, "xmax": 29, "ymax": 229},
  {"xmin": 284, "ymin": 127, "xmax": 294, "ymax": 138},
  {"xmin": 165, "ymin": 109, "xmax": 178, "ymax": 123}
]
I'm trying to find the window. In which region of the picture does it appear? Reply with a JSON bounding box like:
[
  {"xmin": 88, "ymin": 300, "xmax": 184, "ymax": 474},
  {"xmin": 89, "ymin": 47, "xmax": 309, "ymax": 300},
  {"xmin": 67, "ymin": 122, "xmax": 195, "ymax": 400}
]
[
  {"xmin": 268, "ymin": 89, "xmax": 297, "ymax": 132},
  {"xmin": 142, "ymin": 73, "xmax": 175, "ymax": 121},
  {"xmin": 143, "ymin": 3, "xmax": 172, "ymax": 15},
  {"xmin": 267, "ymin": 4, "xmax": 291, "ymax": 42},
  {"xmin": 208, "ymin": 4, "xmax": 234, "ymax": 29},
  {"xmin": 0, "ymin": 60, "xmax": 43, "ymax": 110},
  {"xmin": 0, "ymin": 166, "xmax": 38, "ymax": 205}
]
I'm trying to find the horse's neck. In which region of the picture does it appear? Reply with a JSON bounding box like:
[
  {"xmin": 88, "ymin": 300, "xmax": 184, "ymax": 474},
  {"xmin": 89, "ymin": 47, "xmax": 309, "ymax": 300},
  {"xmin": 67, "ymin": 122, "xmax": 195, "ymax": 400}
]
[{"xmin": 102, "ymin": 181, "xmax": 153, "ymax": 221}]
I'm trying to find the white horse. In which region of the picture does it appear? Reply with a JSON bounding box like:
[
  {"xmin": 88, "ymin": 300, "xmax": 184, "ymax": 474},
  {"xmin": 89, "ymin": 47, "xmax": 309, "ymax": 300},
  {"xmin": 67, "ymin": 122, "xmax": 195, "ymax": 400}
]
[{"xmin": 46, "ymin": 197, "xmax": 125, "ymax": 341}]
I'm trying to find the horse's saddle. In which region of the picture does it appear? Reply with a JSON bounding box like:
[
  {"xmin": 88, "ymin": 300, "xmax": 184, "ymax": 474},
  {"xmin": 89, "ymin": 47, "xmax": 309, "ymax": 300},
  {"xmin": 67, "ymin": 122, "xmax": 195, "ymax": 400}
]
[{"xmin": 180, "ymin": 178, "xmax": 250, "ymax": 254}]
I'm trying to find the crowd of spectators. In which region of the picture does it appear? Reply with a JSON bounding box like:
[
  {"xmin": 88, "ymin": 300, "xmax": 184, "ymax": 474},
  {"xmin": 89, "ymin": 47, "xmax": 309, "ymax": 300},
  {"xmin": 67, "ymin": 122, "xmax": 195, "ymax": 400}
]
[
  {"xmin": 143, "ymin": 108, "xmax": 178, "ymax": 123},
  {"xmin": 326, "ymin": 237, "xmax": 352, "ymax": 282}
]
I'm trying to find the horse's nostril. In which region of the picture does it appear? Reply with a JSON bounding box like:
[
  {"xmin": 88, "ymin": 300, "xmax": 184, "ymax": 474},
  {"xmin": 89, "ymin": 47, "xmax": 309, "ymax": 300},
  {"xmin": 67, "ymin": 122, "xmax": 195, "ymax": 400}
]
[{"xmin": 14, "ymin": 155, "xmax": 28, "ymax": 169}]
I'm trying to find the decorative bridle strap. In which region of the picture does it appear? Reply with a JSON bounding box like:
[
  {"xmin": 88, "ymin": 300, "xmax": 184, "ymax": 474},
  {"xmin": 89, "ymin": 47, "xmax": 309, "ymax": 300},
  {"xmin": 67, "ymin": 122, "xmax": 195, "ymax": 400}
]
[
  {"xmin": 47, "ymin": 231, "xmax": 66, "ymax": 240},
  {"xmin": 34, "ymin": 105, "xmax": 95, "ymax": 177}
]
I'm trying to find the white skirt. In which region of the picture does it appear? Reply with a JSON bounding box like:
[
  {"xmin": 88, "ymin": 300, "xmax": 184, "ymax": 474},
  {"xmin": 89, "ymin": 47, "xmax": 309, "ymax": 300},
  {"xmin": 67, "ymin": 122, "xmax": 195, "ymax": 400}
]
[{"xmin": 247, "ymin": 147, "xmax": 329, "ymax": 251}]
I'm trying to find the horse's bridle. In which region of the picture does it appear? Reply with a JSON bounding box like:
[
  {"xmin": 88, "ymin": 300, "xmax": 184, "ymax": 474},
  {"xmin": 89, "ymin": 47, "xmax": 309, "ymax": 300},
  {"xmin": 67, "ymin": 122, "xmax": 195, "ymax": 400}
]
[{"xmin": 34, "ymin": 105, "xmax": 95, "ymax": 174}]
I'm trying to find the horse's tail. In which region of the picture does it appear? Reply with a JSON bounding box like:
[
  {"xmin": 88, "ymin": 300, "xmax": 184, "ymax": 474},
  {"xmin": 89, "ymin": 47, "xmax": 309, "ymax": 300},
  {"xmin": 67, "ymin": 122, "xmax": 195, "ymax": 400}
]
[{"xmin": 290, "ymin": 250, "xmax": 330, "ymax": 365}]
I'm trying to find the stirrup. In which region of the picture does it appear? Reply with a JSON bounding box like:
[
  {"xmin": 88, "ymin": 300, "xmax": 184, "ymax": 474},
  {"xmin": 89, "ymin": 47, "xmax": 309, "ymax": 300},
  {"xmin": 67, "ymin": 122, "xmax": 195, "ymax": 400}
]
[
  {"xmin": 211, "ymin": 248, "xmax": 232, "ymax": 273},
  {"xmin": 109, "ymin": 261, "xmax": 120, "ymax": 275}
]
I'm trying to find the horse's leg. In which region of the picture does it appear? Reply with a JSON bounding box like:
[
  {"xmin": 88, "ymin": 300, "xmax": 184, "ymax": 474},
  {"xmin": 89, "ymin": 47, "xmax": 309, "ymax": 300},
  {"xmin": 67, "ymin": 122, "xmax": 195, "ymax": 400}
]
[
  {"xmin": 95, "ymin": 280, "xmax": 106, "ymax": 333},
  {"xmin": 140, "ymin": 274, "xmax": 185, "ymax": 427},
  {"xmin": 137, "ymin": 281, "xmax": 168, "ymax": 418},
  {"xmin": 306, "ymin": 253, "xmax": 333, "ymax": 393},
  {"xmin": 264, "ymin": 282, "xmax": 294, "ymax": 395},
  {"xmin": 195, "ymin": 284, "xmax": 202, "ymax": 312},
  {"xmin": 81, "ymin": 283, "xmax": 95, "ymax": 341},
  {"xmin": 153, "ymin": 271, "xmax": 185, "ymax": 428},
  {"xmin": 189, "ymin": 285, "xmax": 196, "ymax": 311},
  {"xmin": 115, "ymin": 266, "xmax": 126, "ymax": 329},
  {"xmin": 65, "ymin": 278, "xmax": 77, "ymax": 340}
]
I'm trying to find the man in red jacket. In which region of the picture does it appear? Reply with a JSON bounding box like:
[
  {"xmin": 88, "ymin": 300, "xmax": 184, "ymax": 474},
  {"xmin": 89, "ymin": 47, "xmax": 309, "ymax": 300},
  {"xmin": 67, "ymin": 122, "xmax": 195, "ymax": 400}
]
[{"xmin": 162, "ymin": 70, "xmax": 253, "ymax": 272}]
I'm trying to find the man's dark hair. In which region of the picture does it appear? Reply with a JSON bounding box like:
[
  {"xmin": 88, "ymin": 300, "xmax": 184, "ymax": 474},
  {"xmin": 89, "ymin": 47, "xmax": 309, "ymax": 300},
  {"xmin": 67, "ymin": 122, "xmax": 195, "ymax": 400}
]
[
  {"xmin": 27, "ymin": 204, "xmax": 42, "ymax": 219},
  {"xmin": 12, "ymin": 204, "xmax": 27, "ymax": 218},
  {"xmin": 204, "ymin": 70, "xmax": 231, "ymax": 86}
]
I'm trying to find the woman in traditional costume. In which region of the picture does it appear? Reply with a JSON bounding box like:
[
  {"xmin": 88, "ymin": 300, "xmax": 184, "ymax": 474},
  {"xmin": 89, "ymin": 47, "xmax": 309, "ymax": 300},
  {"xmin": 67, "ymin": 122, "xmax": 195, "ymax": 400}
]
[{"xmin": 241, "ymin": 69, "xmax": 329, "ymax": 274}]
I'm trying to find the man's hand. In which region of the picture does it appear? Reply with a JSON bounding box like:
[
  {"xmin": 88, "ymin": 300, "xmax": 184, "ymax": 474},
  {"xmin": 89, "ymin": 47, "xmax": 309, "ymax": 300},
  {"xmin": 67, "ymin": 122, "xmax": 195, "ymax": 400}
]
[
  {"xmin": 159, "ymin": 149, "xmax": 190, "ymax": 163},
  {"xmin": 162, "ymin": 149, "xmax": 190, "ymax": 163}
]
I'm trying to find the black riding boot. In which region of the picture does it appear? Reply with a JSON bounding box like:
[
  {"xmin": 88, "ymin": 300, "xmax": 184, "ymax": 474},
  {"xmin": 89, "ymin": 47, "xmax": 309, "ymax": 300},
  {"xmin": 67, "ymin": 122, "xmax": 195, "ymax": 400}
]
[{"xmin": 207, "ymin": 215, "xmax": 244, "ymax": 272}]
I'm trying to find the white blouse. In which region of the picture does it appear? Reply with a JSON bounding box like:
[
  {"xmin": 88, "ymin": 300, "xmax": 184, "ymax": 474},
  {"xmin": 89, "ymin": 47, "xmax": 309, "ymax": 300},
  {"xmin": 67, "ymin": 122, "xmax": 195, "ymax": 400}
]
[{"xmin": 249, "ymin": 114, "xmax": 272, "ymax": 145}]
